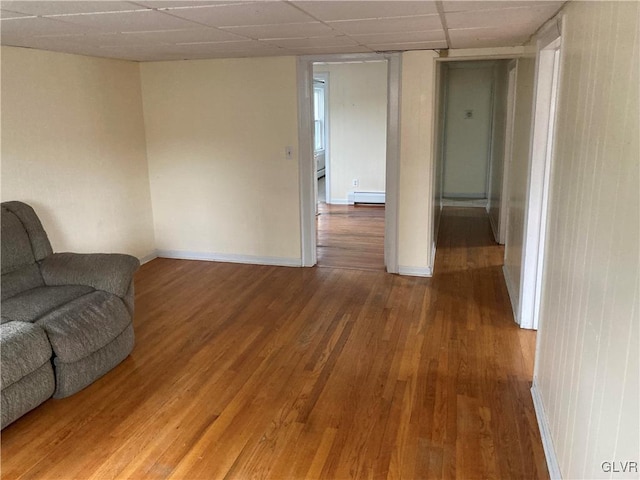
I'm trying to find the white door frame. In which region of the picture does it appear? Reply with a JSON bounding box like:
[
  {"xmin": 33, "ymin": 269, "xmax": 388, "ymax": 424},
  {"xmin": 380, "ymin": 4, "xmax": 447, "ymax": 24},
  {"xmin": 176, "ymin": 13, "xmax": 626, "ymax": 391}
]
[
  {"xmin": 518, "ymin": 19, "xmax": 563, "ymax": 330},
  {"xmin": 499, "ymin": 60, "xmax": 518, "ymax": 245},
  {"xmin": 313, "ymin": 71, "xmax": 330, "ymax": 203},
  {"xmin": 296, "ymin": 53, "xmax": 401, "ymax": 272}
]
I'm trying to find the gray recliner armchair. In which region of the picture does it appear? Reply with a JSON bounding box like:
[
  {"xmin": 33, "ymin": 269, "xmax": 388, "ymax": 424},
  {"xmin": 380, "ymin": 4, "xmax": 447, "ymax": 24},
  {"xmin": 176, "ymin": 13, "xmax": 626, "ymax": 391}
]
[{"xmin": 1, "ymin": 201, "xmax": 139, "ymax": 428}]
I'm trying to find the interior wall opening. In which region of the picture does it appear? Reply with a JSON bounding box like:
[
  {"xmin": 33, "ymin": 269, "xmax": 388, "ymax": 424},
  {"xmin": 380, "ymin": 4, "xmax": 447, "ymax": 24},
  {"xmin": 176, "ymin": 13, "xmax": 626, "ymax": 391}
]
[
  {"xmin": 434, "ymin": 59, "xmax": 513, "ymax": 247},
  {"xmin": 312, "ymin": 60, "xmax": 388, "ymax": 271}
]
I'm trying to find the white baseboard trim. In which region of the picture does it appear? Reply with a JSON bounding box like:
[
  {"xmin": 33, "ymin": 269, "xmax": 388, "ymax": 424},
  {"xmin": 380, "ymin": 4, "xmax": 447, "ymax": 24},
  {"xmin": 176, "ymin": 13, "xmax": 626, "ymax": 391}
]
[
  {"xmin": 156, "ymin": 250, "xmax": 302, "ymax": 268},
  {"xmin": 488, "ymin": 213, "xmax": 500, "ymax": 243},
  {"xmin": 502, "ymin": 265, "xmax": 519, "ymax": 324},
  {"xmin": 531, "ymin": 379, "xmax": 562, "ymax": 479},
  {"xmin": 139, "ymin": 252, "xmax": 158, "ymax": 265},
  {"xmin": 398, "ymin": 265, "xmax": 433, "ymax": 277},
  {"xmin": 442, "ymin": 198, "xmax": 488, "ymax": 208},
  {"xmin": 431, "ymin": 242, "xmax": 437, "ymax": 273},
  {"xmin": 328, "ymin": 198, "xmax": 351, "ymax": 205}
]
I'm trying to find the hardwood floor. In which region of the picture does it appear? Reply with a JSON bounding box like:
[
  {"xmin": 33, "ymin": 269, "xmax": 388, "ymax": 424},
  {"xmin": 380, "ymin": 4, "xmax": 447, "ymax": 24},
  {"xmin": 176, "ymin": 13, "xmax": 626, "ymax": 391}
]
[
  {"xmin": 316, "ymin": 202, "xmax": 385, "ymax": 271},
  {"xmin": 0, "ymin": 207, "xmax": 548, "ymax": 479}
]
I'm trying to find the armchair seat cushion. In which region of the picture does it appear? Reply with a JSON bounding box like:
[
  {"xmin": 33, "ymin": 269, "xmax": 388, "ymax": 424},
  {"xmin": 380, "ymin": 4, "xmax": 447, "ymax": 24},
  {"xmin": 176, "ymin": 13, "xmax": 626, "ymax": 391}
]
[
  {"xmin": 1, "ymin": 285, "xmax": 94, "ymax": 324},
  {"xmin": 1, "ymin": 322, "xmax": 53, "ymax": 391},
  {"xmin": 36, "ymin": 291, "xmax": 131, "ymax": 365},
  {"xmin": 1, "ymin": 322, "xmax": 56, "ymax": 428}
]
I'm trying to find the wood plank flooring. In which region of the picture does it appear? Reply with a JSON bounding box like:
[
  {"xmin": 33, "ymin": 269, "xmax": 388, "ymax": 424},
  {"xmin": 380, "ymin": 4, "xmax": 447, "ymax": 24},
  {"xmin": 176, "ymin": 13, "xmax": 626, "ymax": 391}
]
[
  {"xmin": 0, "ymin": 207, "xmax": 548, "ymax": 479},
  {"xmin": 316, "ymin": 203, "xmax": 385, "ymax": 271}
]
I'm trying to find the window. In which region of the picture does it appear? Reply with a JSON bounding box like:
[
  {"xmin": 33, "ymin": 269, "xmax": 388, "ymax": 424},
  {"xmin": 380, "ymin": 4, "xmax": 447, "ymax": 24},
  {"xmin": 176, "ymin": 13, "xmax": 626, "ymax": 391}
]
[{"xmin": 313, "ymin": 84, "xmax": 325, "ymax": 153}]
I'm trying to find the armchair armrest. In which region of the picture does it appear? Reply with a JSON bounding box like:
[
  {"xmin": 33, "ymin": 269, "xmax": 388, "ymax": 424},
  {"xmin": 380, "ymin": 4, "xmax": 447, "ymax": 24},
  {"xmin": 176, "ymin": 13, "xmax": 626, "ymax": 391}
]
[{"xmin": 40, "ymin": 253, "xmax": 140, "ymax": 298}]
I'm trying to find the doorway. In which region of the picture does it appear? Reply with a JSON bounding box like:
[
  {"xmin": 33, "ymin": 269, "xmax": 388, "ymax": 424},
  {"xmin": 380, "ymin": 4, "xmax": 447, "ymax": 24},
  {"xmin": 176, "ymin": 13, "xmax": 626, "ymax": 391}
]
[
  {"xmin": 297, "ymin": 53, "xmax": 401, "ymax": 272},
  {"xmin": 435, "ymin": 59, "xmax": 513, "ymax": 224},
  {"xmin": 312, "ymin": 61, "xmax": 387, "ymax": 271},
  {"xmin": 519, "ymin": 31, "xmax": 562, "ymax": 330}
]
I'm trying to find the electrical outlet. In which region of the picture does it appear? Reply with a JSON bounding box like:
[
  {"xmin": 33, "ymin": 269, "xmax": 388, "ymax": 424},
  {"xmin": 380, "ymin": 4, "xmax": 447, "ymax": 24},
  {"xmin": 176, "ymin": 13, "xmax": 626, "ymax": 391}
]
[{"xmin": 352, "ymin": 178, "xmax": 359, "ymax": 187}]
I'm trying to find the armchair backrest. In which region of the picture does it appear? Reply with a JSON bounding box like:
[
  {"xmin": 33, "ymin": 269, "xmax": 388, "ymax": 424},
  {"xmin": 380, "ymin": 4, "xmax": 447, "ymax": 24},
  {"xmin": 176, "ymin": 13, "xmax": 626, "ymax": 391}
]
[{"xmin": 1, "ymin": 202, "xmax": 53, "ymax": 301}]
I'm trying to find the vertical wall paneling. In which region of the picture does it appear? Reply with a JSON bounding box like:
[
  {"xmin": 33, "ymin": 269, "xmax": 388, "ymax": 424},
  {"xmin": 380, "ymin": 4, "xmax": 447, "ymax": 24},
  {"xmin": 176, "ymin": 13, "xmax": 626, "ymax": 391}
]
[{"xmin": 533, "ymin": 2, "xmax": 639, "ymax": 478}]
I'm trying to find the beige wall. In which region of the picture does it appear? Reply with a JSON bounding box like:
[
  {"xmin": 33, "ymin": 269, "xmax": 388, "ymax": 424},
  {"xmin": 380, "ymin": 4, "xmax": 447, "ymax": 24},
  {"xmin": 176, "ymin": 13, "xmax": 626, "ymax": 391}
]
[
  {"xmin": 0, "ymin": 46, "xmax": 155, "ymax": 260},
  {"xmin": 139, "ymin": 57, "xmax": 301, "ymax": 264},
  {"xmin": 534, "ymin": 2, "xmax": 639, "ymax": 478},
  {"xmin": 503, "ymin": 56, "xmax": 535, "ymax": 310},
  {"xmin": 487, "ymin": 61, "xmax": 509, "ymax": 241},
  {"xmin": 442, "ymin": 64, "xmax": 494, "ymax": 198},
  {"xmin": 314, "ymin": 62, "xmax": 387, "ymax": 204},
  {"xmin": 398, "ymin": 50, "xmax": 438, "ymax": 274}
]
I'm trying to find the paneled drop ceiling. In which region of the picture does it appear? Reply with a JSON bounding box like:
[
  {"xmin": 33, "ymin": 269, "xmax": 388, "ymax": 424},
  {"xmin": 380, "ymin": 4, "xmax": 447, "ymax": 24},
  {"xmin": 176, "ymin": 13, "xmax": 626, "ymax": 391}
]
[{"xmin": 0, "ymin": 1, "xmax": 565, "ymax": 62}]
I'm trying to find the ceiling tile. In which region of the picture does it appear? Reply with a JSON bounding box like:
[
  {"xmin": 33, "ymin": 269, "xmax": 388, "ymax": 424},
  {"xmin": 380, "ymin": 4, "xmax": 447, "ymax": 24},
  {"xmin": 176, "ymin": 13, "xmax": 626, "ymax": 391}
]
[
  {"xmin": 368, "ymin": 40, "xmax": 447, "ymax": 51},
  {"xmin": 164, "ymin": 2, "xmax": 315, "ymax": 27},
  {"xmin": 0, "ymin": 9, "xmax": 32, "ymax": 18},
  {"xmin": 29, "ymin": 29, "xmax": 244, "ymax": 47},
  {"xmin": 292, "ymin": 1, "xmax": 438, "ymax": 21},
  {"xmin": 445, "ymin": 4, "xmax": 562, "ymax": 29},
  {"xmin": 261, "ymin": 35, "xmax": 357, "ymax": 49},
  {"xmin": 43, "ymin": 9, "xmax": 203, "ymax": 33},
  {"xmin": 448, "ymin": 26, "xmax": 530, "ymax": 48},
  {"xmin": 449, "ymin": 36, "xmax": 528, "ymax": 49},
  {"xmin": 97, "ymin": 43, "xmax": 187, "ymax": 60},
  {"xmin": 0, "ymin": 16, "xmax": 103, "ymax": 36},
  {"xmin": 442, "ymin": 1, "xmax": 563, "ymax": 13},
  {"xmin": 327, "ymin": 15, "xmax": 442, "ymax": 35},
  {"xmin": 285, "ymin": 44, "xmax": 373, "ymax": 55},
  {"xmin": 131, "ymin": 1, "xmax": 238, "ymax": 8},
  {"xmin": 220, "ymin": 21, "xmax": 335, "ymax": 39},
  {"xmin": 351, "ymin": 30, "xmax": 445, "ymax": 44},
  {"xmin": 122, "ymin": 27, "xmax": 247, "ymax": 44},
  {"xmin": 0, "ymin": 34, "xmax": 118, "ymax": 57},
  {"xmin": 166, "ymin": 40, "xmax": 288, "ymax": 58},
  {"xmin": 0, "ymin": 1, "xmax": 144, "ymax": 16},
  {"xmin": 31, "ymin": 32, "xmax": 157, "ymax": 46}
]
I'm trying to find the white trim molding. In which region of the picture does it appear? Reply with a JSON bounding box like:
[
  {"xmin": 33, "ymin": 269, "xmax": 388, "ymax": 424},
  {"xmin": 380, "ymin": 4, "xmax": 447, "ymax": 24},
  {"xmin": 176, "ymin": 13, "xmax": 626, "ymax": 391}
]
[
  {"xmin": 519, "ymin": 13, "xmax": 564, "ymax": 330},
  {"xmin": 488, "ymin": 213, "xmax": 499, "ymax": 244},
  {"xmin": 441, "ymin": 198, "xmax": 488, "ymax": 208},
  {"xmin": 297, "ymin": 52, "xmax": 400, "ymax": 273},
  {"xmin": 431, "ymin": 242, "xmax": 437, "ymax": 273},
  {"xmin": 531, "ymin": 379, "xmax": 562, "ymax": 479},
  {"xmin": 327, "ymin": 198, "xmax": 351, "ymax": 205},
  {"xmin": 398, "ymin": 265, "xmax": 433, "ymax": 277},
  {"xmin": 139, "ymin": 252, "xmax": 158, "ymax": 265},
  {"xmin": 156, "ymin": 250, "xmax": 302, "ymax": 268},
  {"xmin": 502, "ymin": 265, "xmax": 519, "ymax": 324}
]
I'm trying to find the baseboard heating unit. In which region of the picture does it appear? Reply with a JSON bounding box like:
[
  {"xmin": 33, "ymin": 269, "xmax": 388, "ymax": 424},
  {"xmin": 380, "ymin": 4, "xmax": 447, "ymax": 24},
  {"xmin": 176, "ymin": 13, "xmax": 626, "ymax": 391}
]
[{"xmin": 348, "ymin": 191, "xmax": 386, "ymax": 205}]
